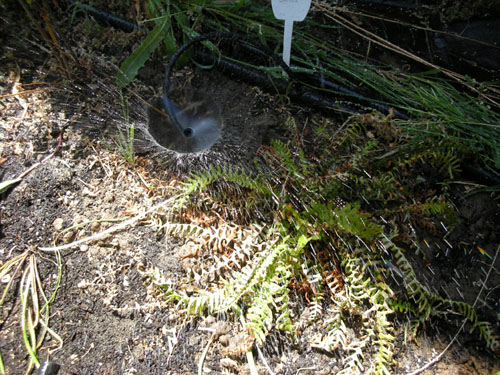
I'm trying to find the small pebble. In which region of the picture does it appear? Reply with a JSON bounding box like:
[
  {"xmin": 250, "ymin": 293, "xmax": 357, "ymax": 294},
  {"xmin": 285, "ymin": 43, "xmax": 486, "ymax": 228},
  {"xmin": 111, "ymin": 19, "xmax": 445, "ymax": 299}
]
[
  {"xmin": 90, "ymin": 222, "xmax": 100, "ymax": 232},
  {"xmin": 219, "ymin": 334, "xmax": 230, "ymax": 346},
  {"xmin": 220, "ymin": 358, "xmax": 238, "ymax": 370},
  {"xmin": 62, "ymin": 231, "xmax": 75, "ymax": 243},
  {"xmin": 53, "ymin": 218, "xmax": 64, "ymax": 231},
  {"xmin": 104, "ymin": 191, "xmax": 114, "ymax": 203},
  {"xmin": 214, "ymin": 321, "xmax": 230, "ymax": 337},
  {"xmin": 201, "ymin": 316, "xmax": 216, "ymax": 326},
  {"xmin": 132, "ymin": 343, "xmax": 146, "ymax": 361}
]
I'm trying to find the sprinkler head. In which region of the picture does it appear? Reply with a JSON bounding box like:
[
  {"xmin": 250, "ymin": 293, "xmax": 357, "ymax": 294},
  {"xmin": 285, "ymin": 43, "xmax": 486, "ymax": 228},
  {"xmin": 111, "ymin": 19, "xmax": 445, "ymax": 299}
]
[
  {"xmin": 146, "ymin": 95, "xmax": 222, "ymax": 154},
  {"xmin": 183, "ymin": 127, "xmax": 194, "ymax": 138}
]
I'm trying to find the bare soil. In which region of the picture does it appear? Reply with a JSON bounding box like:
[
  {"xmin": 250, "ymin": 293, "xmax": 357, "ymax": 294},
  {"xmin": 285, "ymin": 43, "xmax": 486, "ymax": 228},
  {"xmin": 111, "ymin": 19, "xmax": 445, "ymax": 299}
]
[{"xmin": 1, "ymin": 2, "xmax": 499, "ymax": 375}]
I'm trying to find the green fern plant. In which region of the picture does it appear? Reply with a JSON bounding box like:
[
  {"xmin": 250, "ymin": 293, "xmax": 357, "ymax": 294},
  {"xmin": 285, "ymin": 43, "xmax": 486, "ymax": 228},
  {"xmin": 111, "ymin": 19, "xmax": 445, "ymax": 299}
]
[
  {"xmin": 139, "ymin": 112, "xmax": 496, "ymax": 375},
  {"xmin": 142, "ymin": 225, "xmax": 304, "ymax": 344},
  {"xmin": 384, "ymin": 238, "xmax": 498, "ymax": 350}
]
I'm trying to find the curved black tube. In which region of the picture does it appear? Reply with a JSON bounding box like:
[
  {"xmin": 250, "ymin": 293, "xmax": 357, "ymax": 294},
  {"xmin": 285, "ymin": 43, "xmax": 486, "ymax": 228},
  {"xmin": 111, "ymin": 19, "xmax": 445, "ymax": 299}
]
[
  {"xmin": 462, "ymin": 162, "xmax": 500, "ymax": 186},
  {"xmin": 67, "ymin": 3, "xmax": 409, "ymax": 122},
  {"xmin": 69, "ymin": 1, "xmax": 139, "ymax": 32},
  {"xmin": 295, "ymin": 72, "xmax": 409, "ymax": 119},
  {"xmin": 67, "ymin": 4, "xmax": 408, "ymax": 122},
  {"xmin": 194, "ymin": 50, "xmax": 365, "ymax": 116},
  {"xmin": 352, "ymin": 0, "xmax": 421, "ymax": 8},
  {"xmin": 38, "ymin": 361, "xmax": 61, "ymax": 375}
]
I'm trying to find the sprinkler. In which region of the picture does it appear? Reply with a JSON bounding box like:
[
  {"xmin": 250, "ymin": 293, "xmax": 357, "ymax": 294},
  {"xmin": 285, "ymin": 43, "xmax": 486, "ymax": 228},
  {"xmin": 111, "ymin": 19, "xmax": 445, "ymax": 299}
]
[
  {"xmin": 69, "ymin": 4, "xmax": 410, "ymax": 156},
  {"xmin": 152, "ymin": 89, "xmax": 222, "ymax": 154},
  {"xmin": 146, "ymin": 66, "xmax": 222, "ymax": 153},
  {"xmin": 147, "ymin": 32, "xmax": 292, "ymax": 154},
  {"xmin": 147, "ymin": 94, "xmax": 222, "ymax": 153}
]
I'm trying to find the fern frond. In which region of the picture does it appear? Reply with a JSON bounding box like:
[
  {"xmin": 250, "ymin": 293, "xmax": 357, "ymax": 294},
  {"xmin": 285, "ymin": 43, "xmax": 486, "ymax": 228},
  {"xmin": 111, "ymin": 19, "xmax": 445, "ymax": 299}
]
[
  {"xmin": 272, "ymin": 139, "xmax": 296, "ymax": 170},
  {"xmin": 162, "ymin": 223, "xmax": 206, "ymax": 238},
  {"xmin": 430, "ymin": 148, "xmax": 462, "ymax": 178},
  {"xmin": 438, "ymin": 299, "xmax": 499, "ymax": 350},
  {"xmin": 306, "ymin": 202, "xmax": 383, "ymax": 241},
  {"xmin": 381, "ymin": 195, "xmax": 453, "ymax": 222},
  {"xmin": 334, "ymin": 248, "xmax": 396, "ymax": 375},
  {"xmin": 181, "ymin": 165, "xmax": 270, "ymax": 198},
  {"xmin": 245, "ymin": 275, "xmax": 292, "ymax": 343},
  {"xmin": 349, "ymin": 173, "xmax": 399, "ymax": 201},
  {"xmin": 475, "ymin": 321, "xmax": 500, "ymax": 350},
  {"xmin": 147, "ymin": 225, "xmax": 301, "ymax": 346},
  {"xmin": 387, "ymin": 241, "xmax": 434, "ymax": 318},
  {"xmin": 317, "ymin": 304, "xmax": 348, "ymax": 352},
  {"xmin": 338, "ymin": 342, "xmax": 365, "ymax": 375}
]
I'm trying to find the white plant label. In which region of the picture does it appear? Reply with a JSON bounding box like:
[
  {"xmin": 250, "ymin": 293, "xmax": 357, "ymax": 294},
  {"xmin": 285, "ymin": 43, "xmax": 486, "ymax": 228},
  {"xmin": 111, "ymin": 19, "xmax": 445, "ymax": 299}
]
[{"xmin": 271, "ymin": 0, "xmax": 312, "ymax": 66}]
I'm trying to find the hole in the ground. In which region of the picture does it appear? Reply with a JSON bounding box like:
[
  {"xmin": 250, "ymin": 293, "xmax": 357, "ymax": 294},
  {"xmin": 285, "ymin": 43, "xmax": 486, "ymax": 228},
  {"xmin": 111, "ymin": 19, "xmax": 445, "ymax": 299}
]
[{"xmin": 146, "ymin": 97, "xmax": 222, "ymax": 154}]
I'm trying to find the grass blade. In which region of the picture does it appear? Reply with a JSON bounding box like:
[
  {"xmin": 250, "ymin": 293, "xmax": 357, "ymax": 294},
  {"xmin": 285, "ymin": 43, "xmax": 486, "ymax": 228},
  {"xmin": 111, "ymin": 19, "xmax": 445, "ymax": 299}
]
[
  {"xmin": 117, "ymin": 17, "xmax": 169, "ymax": 87},
  {"xmin": 0, "ymin": 178, "xmax": 22, "ymax": 194}
]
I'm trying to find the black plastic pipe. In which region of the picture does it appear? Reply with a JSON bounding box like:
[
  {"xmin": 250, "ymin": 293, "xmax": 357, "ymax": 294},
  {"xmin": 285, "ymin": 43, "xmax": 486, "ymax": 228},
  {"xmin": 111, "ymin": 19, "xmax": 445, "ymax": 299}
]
[
  {"xmin": 69, "ymin": 0, "xmax": 139, "ymax": 32},
  {"xmin": 163, "ymin": 32, "xmax": 409, "ymax": 129},
  {"xmin": 68, "ymin": 3, "xmax": 499, "ymax": 182},
  {"xmin": 461, "ymin": 162, "xmax": 500, "ymax": 186},
  {"xmin": 194, "ymin": 48, "xmax": 409, "ymax": 119}
]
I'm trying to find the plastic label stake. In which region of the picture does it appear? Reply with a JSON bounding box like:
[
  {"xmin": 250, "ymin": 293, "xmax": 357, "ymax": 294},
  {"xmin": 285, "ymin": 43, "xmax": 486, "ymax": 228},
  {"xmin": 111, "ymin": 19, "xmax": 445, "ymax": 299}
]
[{"xmin": 272, "ymin": 0, "xmax": 311, "ymax": 66}]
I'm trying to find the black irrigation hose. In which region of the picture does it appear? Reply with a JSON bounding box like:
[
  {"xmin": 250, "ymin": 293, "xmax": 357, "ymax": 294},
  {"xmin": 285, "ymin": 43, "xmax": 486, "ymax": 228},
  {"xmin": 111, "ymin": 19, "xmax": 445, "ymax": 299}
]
[
  {"xmin": 352, "ymin": 0, "xmax": 421, "ymax": 9},
  {"xmin": 68, "ymin": 3, "xmax": 500, "ymax": 183},
  {"xmin": 38, "ymin": 361, "xmax": 61, "ymax": 375},
  {"xmin": 233, "ymin": 41, "xmax": 409, "ymax": 118},
  {"xmin": 194, "ymin": 49, "xmax": 368, "ymax": 116},
  {"xmin": 295, "ymin": 72, "xmax": 409, "ymax": 119},
  {"xmin": 67, "ymin": 3, "xmax": 408, "ymax": 122},
  {"xmin": 461, "ymin": 162, "xmax": 500, "ymax": 186},
  {"xmin": 160, "ymin": 33, "xmax": 500, "ymax": 183},
  {"xmin": 69, "ymin": 0, "xmax": 139, "ymax": 32}
]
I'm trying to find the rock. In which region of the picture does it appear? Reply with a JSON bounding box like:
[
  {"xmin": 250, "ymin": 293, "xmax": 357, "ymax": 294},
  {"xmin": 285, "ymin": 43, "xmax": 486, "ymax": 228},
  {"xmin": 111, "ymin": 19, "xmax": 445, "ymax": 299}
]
[
  {"xmin": 89, "ymin": 221, "xmax": 100, "ymax": 232},
  {"xmin": 218, "ymin": 334, "xmax": 230, "ymax": 346},
  {"xmin": 220, "ymin": 358, "xmax": 239, "ymax": 371},
  {"xmin": 118, "ymin": 238, "xmax": 128, "ymax": 249},
  {"xmin": 104, "ymin": 191, "xmax": 114, "ymax": 203},
  {"xmin": 62, "ymin": 231, "xmax": 75, "ymax": 243},
  {"xmin": 53, "ymin": 218, "xmax": 64, "ymax": 231},
  {"xmin": 214, "ymin": 321, "xmax": 231, "ymax": 338}
]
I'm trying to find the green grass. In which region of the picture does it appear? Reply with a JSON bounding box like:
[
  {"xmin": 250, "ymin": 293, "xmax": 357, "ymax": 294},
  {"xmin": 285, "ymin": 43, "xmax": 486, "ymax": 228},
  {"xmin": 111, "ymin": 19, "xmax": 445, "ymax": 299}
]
[{"xmin": 0, "ymin": 250, "xmax": 63, "ymax": 374}]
